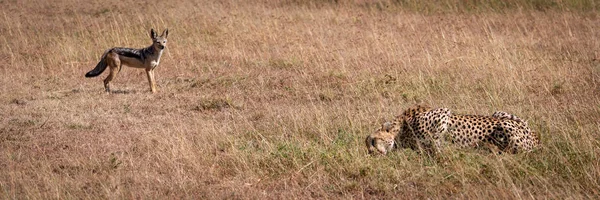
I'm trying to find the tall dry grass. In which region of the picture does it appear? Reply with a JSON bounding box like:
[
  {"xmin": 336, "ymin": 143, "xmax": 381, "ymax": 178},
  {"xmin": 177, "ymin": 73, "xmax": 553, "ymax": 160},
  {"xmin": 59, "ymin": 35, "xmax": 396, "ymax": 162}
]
[{"xmin": 1, "ymin": 0, "xmax": 599, "ymax": 199}]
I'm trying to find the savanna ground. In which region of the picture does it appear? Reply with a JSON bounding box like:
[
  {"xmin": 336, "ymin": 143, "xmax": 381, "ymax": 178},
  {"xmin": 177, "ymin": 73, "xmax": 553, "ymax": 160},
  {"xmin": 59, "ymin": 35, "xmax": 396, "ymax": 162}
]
[{"xmin": 1, "ymin": 0, "xmax": 600, "ymax": 199}]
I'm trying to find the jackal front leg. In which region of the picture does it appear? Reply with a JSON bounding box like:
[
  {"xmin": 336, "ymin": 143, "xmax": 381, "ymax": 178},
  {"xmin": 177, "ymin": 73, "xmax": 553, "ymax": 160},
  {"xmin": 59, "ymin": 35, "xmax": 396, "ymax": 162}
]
[{"xmin": 146, "ymin": 69, "xmax": 157, "ymax": 93}]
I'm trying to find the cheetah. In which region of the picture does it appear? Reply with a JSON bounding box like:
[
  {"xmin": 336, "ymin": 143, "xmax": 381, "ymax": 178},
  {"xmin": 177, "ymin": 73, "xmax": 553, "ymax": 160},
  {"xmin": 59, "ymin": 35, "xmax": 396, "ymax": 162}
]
[{"xmin": 366, "ymin": 104, "xmax": 540, "ymax": 155}]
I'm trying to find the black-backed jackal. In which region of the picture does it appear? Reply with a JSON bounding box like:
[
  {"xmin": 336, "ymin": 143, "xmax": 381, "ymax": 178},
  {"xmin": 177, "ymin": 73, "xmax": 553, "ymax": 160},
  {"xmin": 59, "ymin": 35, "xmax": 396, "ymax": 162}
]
[{"xmin": 85, "ymin": 28, "xmax": 168, "ymax": 93}]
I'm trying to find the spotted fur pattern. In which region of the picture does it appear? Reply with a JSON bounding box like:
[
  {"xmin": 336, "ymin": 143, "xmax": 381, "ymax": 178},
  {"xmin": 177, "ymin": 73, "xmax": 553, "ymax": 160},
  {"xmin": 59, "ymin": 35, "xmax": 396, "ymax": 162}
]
[{"xmin": 366, "ymin": 104, "xmax": 540, "ymax": 155}]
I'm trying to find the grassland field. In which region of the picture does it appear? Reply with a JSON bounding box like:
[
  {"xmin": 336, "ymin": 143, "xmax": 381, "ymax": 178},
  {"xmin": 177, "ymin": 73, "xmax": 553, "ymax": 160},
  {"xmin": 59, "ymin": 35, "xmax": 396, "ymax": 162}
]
[{"xmin": 1, "ymin": 0, "xmax": 600, "ymax": 199}]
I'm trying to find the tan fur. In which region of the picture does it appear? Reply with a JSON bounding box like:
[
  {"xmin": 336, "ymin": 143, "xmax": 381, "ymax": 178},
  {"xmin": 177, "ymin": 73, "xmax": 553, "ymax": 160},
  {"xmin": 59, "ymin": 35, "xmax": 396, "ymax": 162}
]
[
  {"xmin": 87, "ymin": 28, "xmax": 168, "ymax": 93},
  {"xmin": 366, "ymin": 104, "xmax": 540, "ymax": 155},
  {"xmin": 366, "ymin": 105, "xmax": 432, "ymax": 155},
  {"xmin": 366, "ymin": 122, "xmax": 396, "ymax": 155}
]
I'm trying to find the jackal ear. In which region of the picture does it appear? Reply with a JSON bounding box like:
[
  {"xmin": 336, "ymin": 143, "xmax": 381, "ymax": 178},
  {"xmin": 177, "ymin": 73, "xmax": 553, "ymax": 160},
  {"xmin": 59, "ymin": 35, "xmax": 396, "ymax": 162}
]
[
  {"xmin": 161, "ymin": 29, "xmax": 169, "ymax": 38},
  {"xmin": 150, "ymin": 29, "xmax": 157, "ymax": 39}
]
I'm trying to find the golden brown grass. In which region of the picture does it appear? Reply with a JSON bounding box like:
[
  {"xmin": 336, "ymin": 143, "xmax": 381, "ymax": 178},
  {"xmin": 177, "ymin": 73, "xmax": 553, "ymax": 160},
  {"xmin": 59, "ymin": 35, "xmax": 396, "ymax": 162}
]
[{"xmin": 1, "ymin": 0, "xmax": 599, "ymax": 199}]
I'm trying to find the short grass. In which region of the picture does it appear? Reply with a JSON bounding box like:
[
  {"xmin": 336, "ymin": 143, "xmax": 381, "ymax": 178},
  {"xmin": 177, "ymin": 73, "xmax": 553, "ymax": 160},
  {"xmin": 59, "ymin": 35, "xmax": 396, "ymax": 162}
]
[{"xmin": 1, "ymin": 0, "xmax": 599, "ymax": 199}]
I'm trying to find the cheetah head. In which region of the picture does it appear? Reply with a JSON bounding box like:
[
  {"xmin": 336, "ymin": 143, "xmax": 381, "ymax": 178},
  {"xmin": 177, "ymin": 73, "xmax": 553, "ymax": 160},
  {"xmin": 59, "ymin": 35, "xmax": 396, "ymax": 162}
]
[{"xmin": 366, "ymin": 122, "xmax": 396, "ymax": 155}]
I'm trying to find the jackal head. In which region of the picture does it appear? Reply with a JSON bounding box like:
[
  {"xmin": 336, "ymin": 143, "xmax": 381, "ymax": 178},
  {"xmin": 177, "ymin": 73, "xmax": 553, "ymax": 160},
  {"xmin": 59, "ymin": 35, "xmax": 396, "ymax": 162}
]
[{"xmin": 150, "ymin": 28, "xmax": 168, "ymax": 50}]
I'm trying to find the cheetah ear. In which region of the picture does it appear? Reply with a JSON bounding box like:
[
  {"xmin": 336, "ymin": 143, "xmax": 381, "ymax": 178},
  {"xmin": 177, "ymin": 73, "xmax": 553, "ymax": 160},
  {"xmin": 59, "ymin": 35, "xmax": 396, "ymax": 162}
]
[
  {"xmin": 366, "ymin": 135, "xmax": 376, "ymax": 154},
  {"xmin": 382, "ymin": 122, "xmax": 393, "ymax": 132}
]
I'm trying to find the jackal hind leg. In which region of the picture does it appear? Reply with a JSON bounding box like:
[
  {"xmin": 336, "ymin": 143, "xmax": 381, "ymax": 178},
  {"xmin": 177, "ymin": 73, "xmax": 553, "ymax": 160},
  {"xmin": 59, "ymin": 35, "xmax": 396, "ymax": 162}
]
[
  {"xmin": 146, "ymin": 69, "xmax": 157, "ymax": 93},
  {"xmin": 103, "ymin": 53, "xmax": 121, "ymax": 93}
]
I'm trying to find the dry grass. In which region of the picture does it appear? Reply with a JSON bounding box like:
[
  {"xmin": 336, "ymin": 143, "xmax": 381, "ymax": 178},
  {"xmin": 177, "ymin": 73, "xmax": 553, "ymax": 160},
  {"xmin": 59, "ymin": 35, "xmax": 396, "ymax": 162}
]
[{"xmin": 1, "ymin": 0, "xmax": 600, "ymax": 199}]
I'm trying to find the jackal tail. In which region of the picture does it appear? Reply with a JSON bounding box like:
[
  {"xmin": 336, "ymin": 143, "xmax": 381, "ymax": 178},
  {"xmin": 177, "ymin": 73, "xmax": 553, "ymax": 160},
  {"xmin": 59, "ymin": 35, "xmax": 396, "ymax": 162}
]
[{"xmin": 85, "ymin": 50, "xmax": 109, "ymax": 77}]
